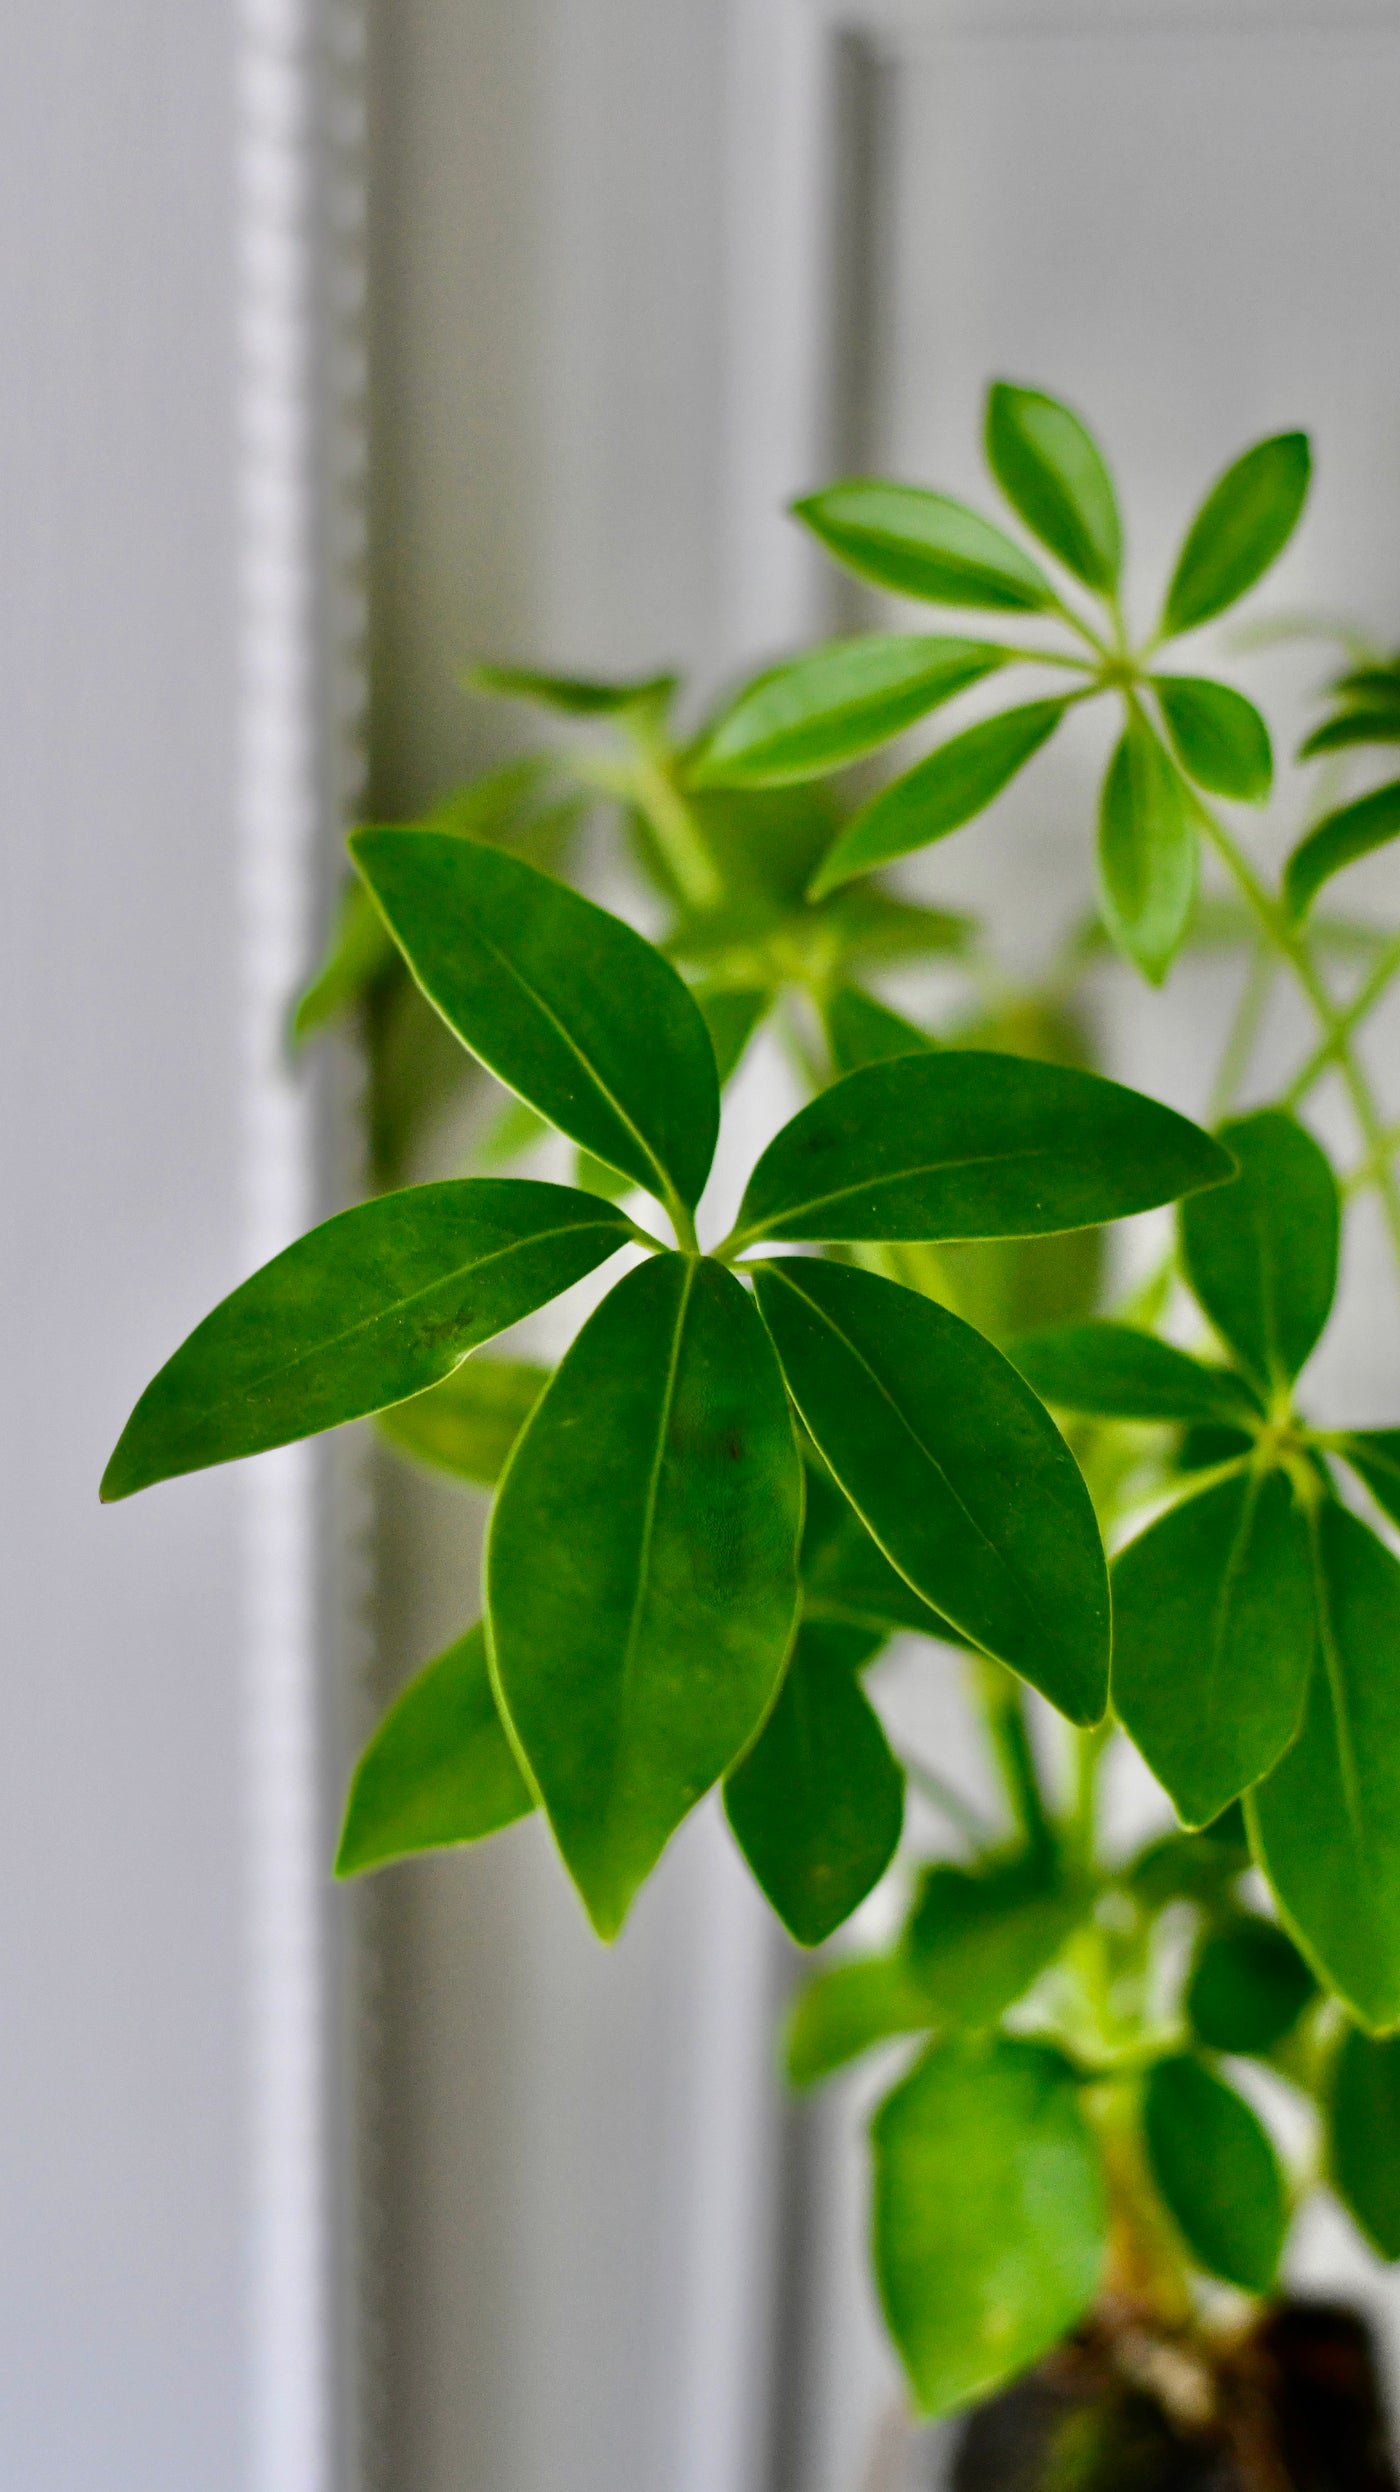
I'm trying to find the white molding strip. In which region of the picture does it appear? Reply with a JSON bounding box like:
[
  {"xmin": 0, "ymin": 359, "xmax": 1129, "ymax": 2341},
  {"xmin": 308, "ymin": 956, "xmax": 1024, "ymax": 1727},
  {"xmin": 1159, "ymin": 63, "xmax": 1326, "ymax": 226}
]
[
  {"xmin": 236, "ymin": 0, "xmax": 368, "ymax": 2482},
  {"xmin": 807, "ymin": 0, "xmax": 1400, "ymax": 34}
]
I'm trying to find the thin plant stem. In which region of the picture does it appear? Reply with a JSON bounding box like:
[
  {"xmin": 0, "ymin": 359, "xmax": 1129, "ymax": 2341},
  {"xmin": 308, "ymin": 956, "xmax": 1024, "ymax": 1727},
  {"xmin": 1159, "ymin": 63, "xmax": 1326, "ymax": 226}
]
[
  {"xmin": 1282, "ymin": 927, "xmax": 1400, "ymax": 1109},
  {"xmin": 1209, "ymin": 941, "xmax": 1275, "ymax": 1120},
  {"xmin": 976, "ymin": 1659, "xmax": 1055, "ymax": 1861},
  {"xmin": 1192, "ymin": 799, "xmax": 1400, "ymax": 1287},
  {"xmin": 900, "ymin": 1754, "xmax": 991, "ymax": 1846}
]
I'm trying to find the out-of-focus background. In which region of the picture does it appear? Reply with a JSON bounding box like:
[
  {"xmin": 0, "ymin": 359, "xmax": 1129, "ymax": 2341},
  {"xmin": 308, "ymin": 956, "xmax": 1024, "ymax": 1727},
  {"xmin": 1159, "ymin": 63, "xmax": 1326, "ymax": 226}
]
[{"xmin": 7, "ymin": 1, "xmax": 1400, "ymax": 2486}]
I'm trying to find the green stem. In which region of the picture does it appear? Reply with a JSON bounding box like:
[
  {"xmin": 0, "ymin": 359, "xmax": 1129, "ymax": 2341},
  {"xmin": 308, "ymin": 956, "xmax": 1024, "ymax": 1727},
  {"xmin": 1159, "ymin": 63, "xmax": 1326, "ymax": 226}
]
[
  {"xmin": 1208, "ymin": 941, "xmax": 1274, "ymax": 1120},
  {"xmin": 899, "ymin": 1754, "xmax": 991, "ymax": 1845},
  {"xmin": 1346, "ymin": 1121, "xmax": 1400, "ymax": 1195},
  {"xmin": 976, "ymin": 1659, "xmax": 1054, "ymax": 1863},
  {"xmin": 1192, "ymin": 799, "xmax": 1400, "ymax": 1287},
  {"xmin": 632, "ymin": 753, "xmax": 723, "ymax": 910},
  {"xmin": 1068, "ymin": 1720, "xmax": 1111, "ymax": 1879},
  {"xmin": 666, "ymin": 1195, "xmax": 700, "ymax": 1255},
  {"xmin": 1282, "ymin": 927, "xmax": 1400, "ymax": 1109}
]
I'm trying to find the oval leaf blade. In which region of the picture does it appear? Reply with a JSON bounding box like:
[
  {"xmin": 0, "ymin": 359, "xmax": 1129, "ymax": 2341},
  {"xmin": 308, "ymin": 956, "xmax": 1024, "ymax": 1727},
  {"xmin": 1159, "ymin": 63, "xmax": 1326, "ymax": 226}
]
[
  {"xmin": 470, "ymin": 662, "xmax": 676, "ymax": 716},
  {"xmin": 732, "ymin": 1051, "xmax": 1234, "ymax": 1249},
  {"xmin": 1155, "ymin": 675, "xmax": 1273, "ymax": 803},
  {"xmin": 1249, "ymin": 1503, "xmax": 1400, "ymax": 2031},
  {"xmin": 1097, "ymin": 712, "xmax": 1198, "ymax": 984},
  {"xmin": 822, "ymin": 984, "xmax": 938, "ymax": 1077},
  {"xmin": 873, "ymin": 2036, "xmax": 1106, "ymax": 2418},
  {"xmin": 752, "ymin": 1258, "xmax": 1109, "ymax": 1724},
  {"xmin": 1112, "ymin": 1470, "xmax": 1314, "ymax": 1829},
  {"xmin": 1283, "ymin": 778, "xmax": 1400, "ymax": 921},
  {"xmin": 351, "ymin": 831, "xmax": 720, "ymax": 1211},
  {"xmin": 1180, "ymin": 1109, "xmax": 1339, "ymax": 1393},
  {"xmin": 1007, "ymin": 1319, "xmax": 1259, "ymax": 1427},
  {"xmin": 486, "ymin": 1253, "xmax": 803, "ymax": 1939},
  {"xmin": 1144, "ymin": 2055, "xmax": 1286, "ymax": 2293},
  {"xmin": 724, "ymin": 1620, "xmax": 905, "ymax": 1946},
  {"xmin": 793, "ymin": 479, "xmax": 1056, "ymax": 613},
  {"xmin": 1162, "ymin": 433, "xmax": 1311, "ymax": 638},
  {"xmin": 1329, "ymin": 2028, "xmax": 1400, "ymax": 2259},
  {"xmin": 335, "ymin": 1622, "xmax": 535, "ymax": 1876},
  {"xmin": 810, "ymin": 701, "xmax": 1068, "ymax": 898},
  {"xmin": 786, "ymin": 1956, "xmax": 935, "ymax": 2090},
  {"xmin": 691, "ymin": 634, "xmax": 1008, "ymax": 788},
  {"xmin": 1186, "ymin": 1915, "xmax": 1314, "ymax": 2056},
  {"xmin": 377, "ymin": 1356, "xmax": 550, "ymax": 1487},
  {"xmin": 101, "ymin": 1179, "xmax": 632, "ymax": 1501},
  {"xmin": 984, "ymin": 381, "xmax": 1121, "ymax": 592},
  {"xmin": 905, "ymin": 1858, "xmax": 1082, "ymax": 2030}
]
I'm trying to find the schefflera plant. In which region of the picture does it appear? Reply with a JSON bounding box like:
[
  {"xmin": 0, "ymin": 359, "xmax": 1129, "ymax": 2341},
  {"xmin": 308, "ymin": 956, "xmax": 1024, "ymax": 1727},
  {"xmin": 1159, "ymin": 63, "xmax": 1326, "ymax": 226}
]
[
  {"xmin": 101, "ymin": 827, "xmax": 1227, "ymax": 1940},
  {"xmin": 105, "ymin": 380, "xmax": 1400, "ymax": 2442}
]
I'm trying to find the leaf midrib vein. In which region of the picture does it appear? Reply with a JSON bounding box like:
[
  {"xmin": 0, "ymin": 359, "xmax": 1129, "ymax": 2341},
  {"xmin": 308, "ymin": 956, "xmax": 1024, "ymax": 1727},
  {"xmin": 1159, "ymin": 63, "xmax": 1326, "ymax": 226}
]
[{"xmin": 737, "ymin": 1141, "xmax": 1057, "ymax": 1247}]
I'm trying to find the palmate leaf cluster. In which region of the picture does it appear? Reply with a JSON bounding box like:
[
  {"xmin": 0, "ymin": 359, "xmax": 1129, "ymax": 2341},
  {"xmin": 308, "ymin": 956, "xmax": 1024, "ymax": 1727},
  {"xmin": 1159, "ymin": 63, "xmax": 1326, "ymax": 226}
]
[{"xmin": 105, "ymin": 382, "xmax": 1400, "ymax": 2428}]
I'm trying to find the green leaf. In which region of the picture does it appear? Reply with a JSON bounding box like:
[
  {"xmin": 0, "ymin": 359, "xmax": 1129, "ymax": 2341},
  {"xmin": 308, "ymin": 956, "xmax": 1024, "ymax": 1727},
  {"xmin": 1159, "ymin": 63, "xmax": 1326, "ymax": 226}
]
[
  {"xmin": 794, "ymin": 479, "xmax": 1057, "ymax": 614},
  {"xmin": 873, "ymin": 2036, "xmax": 1106, "ymax": 2418},
  {"xmin": 101, "ymin": 1179, "xmax": 632, "ymax": 1501},
  {"xmin": 731, "ymin": 1051, "xmax": 1233, "ymax": 1250},
  {"xmin": 785, "ymin": 1954, "xmax": 934, "ymax": 2088},
  {"xmin": 1249, "ymin": 1502, "xmax": 1400, "ymax": 2031},
  {"xmin": 823, "ymin": 985, "xmax": 937, "ymax": 1077},
  {"xmin": 1339, "ymin": 1430, "xmax": 1400, "ymax": 1532},
  {"xmin": 1096, "ymin": 712, "xmax": 1198, "ymax": 984},
  {"xmin": 904, "ymin": 1857, "xmax": 1082, "ymax": 2028},
  {"xmin": 470, "ymin": 661, "xmax": 677, "ymax": 717},
  {"xmin": 1143, "ymin": 2055, "xmax": 1286, "ymax": 2292},
  {"xmin": 351, "ymin": 832, "xmax": 720, "ymax": 1212},
  {"xmin": 377, "ymin": 1356, "xmax": 549, "ymax": 1488},
  {"xmin": 1180, "ymin": 1108, "xmax": 1339, "ymax": 1393},
  {"xmin": 1007, "ymin": 1319, "xmax": 1259, "ymax": 1427},
  {"xmin": 1186, "ymin": 1915, "xmax": 1315, "ymax": 2056},
  {"xmin": 752, "ymin": 1259, "xmax": 1108, "ymax": 1723},
  {"xmin": 724, "ymin": 1621, "xmax": 904, "ymax": 1945},
  {"xmin": 1154, "ymin": 676, "xmax": 1273, "ymax": 803},
  {"xmin": 486, "ymin": 1253, "xmax": 802, "ymax": 1939},
  {"xmin": 984, "ymin": 381, "xmax": 1121, "ymax": 593},
  {"xmin": 1298, "ymin": 708, "xmax": 1400, "ymax": 759},
  {"xmin": 691, "ymin": 635, "xmax": 1008, "ymax": 788},
  {"xmin": 1283, "ymin": 779, "xmax": 1400, "ymax": 922},
  {"xmin": 293, "ymin": 880, "xmax": 398, "ymax": 1041},
  {"xmin": 693, "ymin": 983, "xmax": 768, "ymax": 1085},
  {"xmin": 334, "ymin": 1622, "xmax": 534, "ymax": 1876},
  {"xmin": 1329, "ymin": 2027, "xmax": 1400, "ymax": 2258},
  {"xmin": 1125, "ymin": 1807, "xmax": 1251, "ymax": 1910},
  {"xmin": 800, "ymin": 1463, "xmax": 950, "ymax": 1640},
  {"xmin": 1162, "ymin": 433, "xmax": 1311, "ymax": 637},
  {"xmin": 810, "ymin": 701, "xmax": 1069, "ymax": 898},
  {"xmin": 1111, "ymin": 1470, "xmax": 1314, "ymax": 1829}
]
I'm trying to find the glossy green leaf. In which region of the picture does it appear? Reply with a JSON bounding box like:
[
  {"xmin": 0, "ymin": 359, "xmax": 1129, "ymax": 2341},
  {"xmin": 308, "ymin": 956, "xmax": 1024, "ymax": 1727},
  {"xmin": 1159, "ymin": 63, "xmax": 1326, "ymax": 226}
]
[
  {"xmin": 724, "ymin": 1621, "xmax": 904, "ymax": 1945},
  {"xmin": 470, "ymin": 661, "xmax": 676, "ymax": 717},
  {"xmin": 691, "ymin": 635, "xmax": 1007, "ymax": 787},
  {"xmin": 810, "ymin": 701, "xmax": 1068, "ymax": 898},
  {"xmin": 486, "ymin": 1254, "xmax": 802, "ymax": 1938},
  {"xmin": 335, "ymin": 1623, "xmax": 534, "ymax": 1876},
  {"xmin": 101, "ymin": 1180, "xmax": 632, "ymax": 1501},
  {"xmin": 1143, "ymin": 2055, "xmax": 1286, "ymax": 2292},
  {"xmin": 1154, "ymin": 676, "xmax": 1273, "ymax": 803},
  {"xmin": 731, "ymin": 1051, "xmax": 1233, "ymax": 1249},
  {"xmin": 753, "ymin": 1258, "xmax": 1109, "ymax": 1723},
  {"xmin": 823, "ymin": 985, "xmax": 936, "ymax": 1077},
  {"xmin": 1096, "ymin": 712, "xmax": 1198, "ymax": 984},
  {"xmin": 694, "ymin": 983, "xmax": 768, "ymax": 1085},
  {"xmin": 377, "ymin": 1357, "xmax": 549, "ymax": 1488},
  {"xmin": 1180, "ymin": 1109, "xmax": 1339, "ymax": 1393},
  {"xmin": 985, "ymin": 382, "xmax": 1121, "ymax": 593},
  {"xmin": 800, "ymin": 1463, "xmax": 950, "ymax": 1640},
  {"xmin": 1186, "ymin": 1915, "xmax": 1315, "ymax": 2056},
  {"xmin": 785, "ymin": 1955, "xmax": 934, "ymax": 2089},
  {"xmin": 1007, "ymin": 1319, "xmax": 1259, "ymax": 1427},
  {"xmin": 352, "ymin": 832, "xmax": 720, "ymax": 1211},
  {"xmin": 1249, "ymin": 1503, "xmax": 1400, "ymax": 2031},
  {"xmin": 1162, "ymin": 434, "xmax": 1311, "ymax": 637},
  {"xmin": 1299, "ymin": 708, "xmax": 1400, "ymax": 759},
  {"xmin": 873, "ymin": 2037, "xmax": 1106, "ymax": 2417},
  {"xmin": 1112, "ymin": 1470, "xmax": 1313, "ymax": 1829},
  {"xmin": 904, "ymin": 1857, "xmax": 1082, "ymax": 2028},
  {"xmin": 1329, "ymin": 2028, "xmax": 1400, "ymax": 2258},
  {"xmin": 793, "ymin": 479, "xmax": 1057, "ymax": 613},
  {"xmin": 1339, "ymin": 1430, "xmax": 1400, "ymax": 1532},
  {"xmin": 1283, "ymin": 779, "xmax": 1400, "ymax": 921}
]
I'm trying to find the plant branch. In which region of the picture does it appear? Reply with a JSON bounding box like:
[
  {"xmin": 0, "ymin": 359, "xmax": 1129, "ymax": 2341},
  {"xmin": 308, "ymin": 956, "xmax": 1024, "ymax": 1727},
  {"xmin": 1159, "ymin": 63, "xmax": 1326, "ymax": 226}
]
[{"xmin": 1282, "ymin": 927, "xmax": 1400, "ymax": 1109}]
